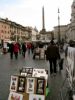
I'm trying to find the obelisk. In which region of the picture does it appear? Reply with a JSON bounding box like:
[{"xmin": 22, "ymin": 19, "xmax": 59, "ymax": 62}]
[{"xmin": 42, "ymin": 6, "xmax": 45, "ymax": 31}]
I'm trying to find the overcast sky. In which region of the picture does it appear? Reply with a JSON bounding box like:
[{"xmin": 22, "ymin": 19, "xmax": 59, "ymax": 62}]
[{"xmin": 0, "ymin": 0, "xmax": 73, "ymax": 31}]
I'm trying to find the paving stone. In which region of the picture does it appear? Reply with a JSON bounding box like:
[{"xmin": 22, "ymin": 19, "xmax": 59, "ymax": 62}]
[{"xmin": 0, "ymin": 52, "xmax": 69, "ymax": 100}]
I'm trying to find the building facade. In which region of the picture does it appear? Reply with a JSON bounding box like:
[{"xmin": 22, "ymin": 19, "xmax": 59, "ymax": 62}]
[
  {"xmin": 31, "ymin": 27, "xmax": 39, "ymax": 42},
  {"xmin": 0, "ymin": 18, "xmax": 38, "ymax": 43},
  {"xmin": 70, "ymin": 0, "xmax": 75, "ymax": 40},
  {"xmin": 0, "ymin": 18, "xmax": 10, "ymax": 41},
  {"xmin": 63, "ymin": 0, "xmax": 75, "ymax": 42},
  {"xmin": 54, "ymin": 25, "xmax": 68, "ymax": 42},
  {"xmin": 53, "ymin": 0, "xmax": 75, "ymax": 42}
]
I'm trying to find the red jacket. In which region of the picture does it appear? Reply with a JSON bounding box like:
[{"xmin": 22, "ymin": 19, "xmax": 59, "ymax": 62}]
[
  {"xmin": 27, "ymin": 43, "xmax": 31, "ymax": 49},
  {"xmin": 14, "ymin": 43, "xmax": 19, "ymax": 53}
]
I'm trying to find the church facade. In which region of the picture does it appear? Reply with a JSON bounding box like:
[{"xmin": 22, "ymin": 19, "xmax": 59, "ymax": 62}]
[
  {"xmin": 54, "ymin": 0, "xmax": 75, "ymax": 42},
  {"xmin": 67, "ymin": 0, "xmax": 75, "ymax": 41},
  {"xmin": 39, "ymin": 0, "xmax": 75, "ymax": 43}
]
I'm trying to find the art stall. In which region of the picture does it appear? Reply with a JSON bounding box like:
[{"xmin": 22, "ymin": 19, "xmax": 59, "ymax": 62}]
[{"xmin": 8, "ymin": 67, "xmax": 49, "ymax": 100}]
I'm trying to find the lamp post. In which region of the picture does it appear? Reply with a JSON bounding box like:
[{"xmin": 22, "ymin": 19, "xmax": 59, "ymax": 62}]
[
  {"xmin": 19, "ymin": 32, "xmax": 22, "ymax": 42},
  {"xmin": 58, "ymin": 8, "xmax": 61, "ymax": 43},
  {"xmin": 16, "ymin": 33, "xmax": 18, "ymax": 42}
]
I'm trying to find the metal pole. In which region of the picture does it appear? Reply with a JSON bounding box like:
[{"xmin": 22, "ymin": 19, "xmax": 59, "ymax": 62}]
[
  {"xmin": 15, "ymin": 28, "xmax": 17, "ymax": 42},
  {"xmin": 16, "ymin": 33, "xmax": 17, "ymax": 42},
  {"xmin": 19, "ymin": 32, "xmax": 21, "ymax": 42},
  {"xmin": 58, "ymin": 8, "xmax": 60, "ymax": 43}
]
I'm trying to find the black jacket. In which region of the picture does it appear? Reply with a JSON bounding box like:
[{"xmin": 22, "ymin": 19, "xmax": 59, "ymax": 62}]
[{"xmin": 46, "ymin": 44, "xmax": 60, "ymax": 60}]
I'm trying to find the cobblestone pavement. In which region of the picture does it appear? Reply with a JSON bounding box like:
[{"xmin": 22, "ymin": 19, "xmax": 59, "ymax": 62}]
[{"xmin": 0, "ymin": 51, "xmax": 68, "ymax": 100}]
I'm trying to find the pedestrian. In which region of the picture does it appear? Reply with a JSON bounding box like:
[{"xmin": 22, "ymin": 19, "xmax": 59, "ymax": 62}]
[
  {"xmin": 46, "ymin": 40, "xmax": 60, "ymax": 75},
  {"xmin": 13, "ymin": 42, "xmax": 19, "ymax": 59},
  {"xmin": 17, "ymin": 42, "xmax": 21, "ymax": 54},
  {"xmin": 22, "ymin": 42, "xmax": 26, "ymax": 58},
  {"xmin": 31, "ymin": 43, "xmax": 34, "ymax": 54},
  {"xmin": 27, "ymin": 43, "xmax": 31, "ymax": 54},
  {"xmin": 9, "ymin": 43, "xmax": 14, "ymax": 59}
]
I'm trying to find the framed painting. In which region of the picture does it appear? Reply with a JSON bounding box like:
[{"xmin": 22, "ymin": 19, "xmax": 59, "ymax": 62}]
[
  {"xmin": 36, "ymin": 78, "xmax": 45, "ymax": 95},
  {"xmin": 26, "ymin": 77, "xmax": 35, "ymax": 93},
  {"xmin": 32, "ymin": 69, "xmax": 46, "ymax": 77},
  {"xmin": 25, "ymin": 68, "xmax": 33, "ymax": 74},
  {"xmin": 29, "ymin": 68, "xmax": 33, "ymax": 74},
  {"xmin": 29, "ymin": 94, "xmax": 45, "ymax": 100},
  {"xmin": 17, "ymin": 76, "xmax": 26, "ymax": 92},
  {"xmin": 20, "ymin": 72, "xmax": 27, "ymax": 76},
  {"xmin": 8, "ymin": 92, "xmax": 23, "ymax": 100},
  {"xmin": 27, "ymin": 73, "xmax": 32, "ymax": 77},
  {"xmin": 10, "ymin": 75, "xmax": 18, "ymax": 92}
]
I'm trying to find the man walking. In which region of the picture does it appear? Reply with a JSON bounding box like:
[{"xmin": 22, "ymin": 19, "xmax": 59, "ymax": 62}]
[
  {"xmin": 9, "ymin": 43, "xmax": 14, "ymax": 59},
  {"xmin": 46, "ymin": 40, "xmax": 60, "ymax": 75},
  {"xmin": 22, "ymin": 42, "xmax": 26, "ymax": 58}
]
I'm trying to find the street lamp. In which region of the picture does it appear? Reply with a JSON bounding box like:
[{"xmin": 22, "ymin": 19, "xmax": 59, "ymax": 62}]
[
  {"xmin": 19, "ymin": 32, "xmax": 22, "ymax": 42},
  {"xmin": 58, "ymin": 8, "xmax": 61, "ymax": 43},
  {"xmin": 16, "ymin": 33, "xmax": 18, "ymax": 42}
]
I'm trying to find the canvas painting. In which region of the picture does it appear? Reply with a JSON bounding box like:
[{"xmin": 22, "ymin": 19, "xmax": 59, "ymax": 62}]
[
  {"xmin": 26, "ymin": 77, "xmax": 35, "ymax": 93},
  {"xmin": 21, "ymin": 67, "xmax": 33, "ymax": 74},
  {"xmin": 21, "ymin": 72, "xmax": 27, "ymax": 76},
  {"xmin": 8, "ymin": 92, "xmax": 23, "ymax": 100},
  {"xmin": 25, "ymin": 68, "xmax": 33, "ymax": 74},
  {"xmin": 27, "ymin": 73, "xmax": 32, "ymax": 77},
  {"xmin": 17, "ymin": 76, "xmax": 26, "ymax": 92},
  {"xmin": 36, "ymin": 78, "xmax": 45, "ymax": 95},
  {"xmin": 32, "ymin": 69, "xmax": 46, "ymax": 77},
  {"xmin": 29, "ymin": 94, "xmax": 45, "ymax": 100},
  {"xmin": 10, "ymin": 75, "xmax": 18, "ymax": 92},
  {"xmin": 29, "ymin": 68, "xmax": 33, "ymax": 73}
]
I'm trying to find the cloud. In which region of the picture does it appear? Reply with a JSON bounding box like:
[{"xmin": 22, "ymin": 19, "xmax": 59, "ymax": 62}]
[
  {"xmin": 0, "ymin": 0, "xmax": 73, "ymax": 30},
  {"xmin": 0, "ymin": 0, "xmax": 22, "ymax": 5}
]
